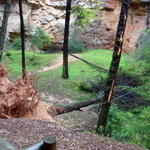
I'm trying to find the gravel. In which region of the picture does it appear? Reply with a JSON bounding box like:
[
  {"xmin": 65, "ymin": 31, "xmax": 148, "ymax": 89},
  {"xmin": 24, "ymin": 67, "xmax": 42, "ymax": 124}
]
[{"xmin": 0, "ymin": 119, "xmax": 146, "ymax": 150}]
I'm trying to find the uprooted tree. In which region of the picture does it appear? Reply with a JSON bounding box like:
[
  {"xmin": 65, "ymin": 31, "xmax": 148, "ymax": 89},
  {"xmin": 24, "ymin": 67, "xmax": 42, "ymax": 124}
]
[
  {"xmin": 0, "ymin": 65, "xmax": 39, "ymax": 119},
  {"xmin": 0, "ymin": 0, "xmax": 37, "ymax": 119},
  {"xmin": 0, "ymin": 0, "xmax": 105, "ymax": 119}
]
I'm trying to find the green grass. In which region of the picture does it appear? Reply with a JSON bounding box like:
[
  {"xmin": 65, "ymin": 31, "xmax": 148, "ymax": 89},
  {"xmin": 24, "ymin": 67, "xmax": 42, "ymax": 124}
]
[
  {"xmin": 3, "ymin": 50, "xmax": 58, "ymax": 79},
  {"xmin": 107, "ymin": 105, "xmax": 150, "ymax": 149}
]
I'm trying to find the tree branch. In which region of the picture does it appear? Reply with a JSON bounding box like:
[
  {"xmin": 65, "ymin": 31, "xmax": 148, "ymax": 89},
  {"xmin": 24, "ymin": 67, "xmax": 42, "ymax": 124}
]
[{"xmin": 69, "ymin": 54, "xmax": 108, "ymax": 73}]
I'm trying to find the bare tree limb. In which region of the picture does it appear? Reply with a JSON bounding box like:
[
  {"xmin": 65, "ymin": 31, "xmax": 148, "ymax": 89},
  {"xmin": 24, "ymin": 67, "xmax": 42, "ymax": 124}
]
[{"xmin": 70, "ymin": 54, "xmax": 108, "ymax": 73}]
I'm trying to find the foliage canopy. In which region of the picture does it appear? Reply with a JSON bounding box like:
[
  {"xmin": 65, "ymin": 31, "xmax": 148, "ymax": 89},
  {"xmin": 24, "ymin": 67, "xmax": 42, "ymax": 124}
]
[{"xmin": 72, "ymin": 0, "xmax": 102, "ymax": 28}]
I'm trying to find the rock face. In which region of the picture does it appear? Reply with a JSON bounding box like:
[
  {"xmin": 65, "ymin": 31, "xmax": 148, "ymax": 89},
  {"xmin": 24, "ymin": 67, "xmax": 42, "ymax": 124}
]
[
  {"xmin": 80, "ymin": 0, "xmax": 148, "ymax": 53},
  {"xmin": 0, "ymin": 0, "xmax": 148, "ymax": 52}
]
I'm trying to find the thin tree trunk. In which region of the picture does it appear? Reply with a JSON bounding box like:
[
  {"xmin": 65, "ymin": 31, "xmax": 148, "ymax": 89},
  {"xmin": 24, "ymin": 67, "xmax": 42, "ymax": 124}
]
[
  {"xmin": 70, "ymin": 54, "xmax": 108, "ymax": 73},
  {"xmin": 62, "ymin": 0, "xmax": 72, "ymax": 79},
  {"xmin": 0, "ymin": 0, "xmax": 12, "ymax": 61},
  {"xmin": 18, "ymin": 0, "xmax": 26, "ymax": 78},
  {"xmin": 96, "ymin": 0, "xmax": 131, "ymax": 134}
]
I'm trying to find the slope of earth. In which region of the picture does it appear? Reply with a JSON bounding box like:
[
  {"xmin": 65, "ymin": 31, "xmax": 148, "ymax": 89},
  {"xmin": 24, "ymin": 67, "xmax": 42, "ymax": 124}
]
[{"xmin": 0, "ymin": 118, "xmax": 146, "ymax": 150}]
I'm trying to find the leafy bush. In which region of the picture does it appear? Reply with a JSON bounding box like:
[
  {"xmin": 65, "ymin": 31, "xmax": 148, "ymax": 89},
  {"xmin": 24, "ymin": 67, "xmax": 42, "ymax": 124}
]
[
  {"xmin": 11, "ymin": 38, "xmax": 21, "ymax": 50},
  {"xmin": 30, "ymin": 27, "xmax": 51, "ymax": 50},
  {"xmin": 72, "ymin": 0, "xmax": 102, "ymax": 28},
  {"xmin": 69, "ymin": 30, "xmax": 85, "ymax": 53},
  {"xmin": 72, "ymin": 6, "xmax": 97, "ymax": 28}
]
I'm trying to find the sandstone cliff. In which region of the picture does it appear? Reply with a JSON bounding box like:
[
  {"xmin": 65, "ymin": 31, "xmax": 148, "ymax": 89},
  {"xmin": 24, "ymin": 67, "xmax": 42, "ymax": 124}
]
[{"xmin": 0, "ymin": 0, "xmax": 148, "ymax": 52}]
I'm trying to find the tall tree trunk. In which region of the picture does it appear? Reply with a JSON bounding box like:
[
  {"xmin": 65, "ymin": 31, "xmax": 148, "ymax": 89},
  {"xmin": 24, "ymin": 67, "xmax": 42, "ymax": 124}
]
[
  {"xmin": 62, "ymin": 0, "xmax": 72, "ymax": 79},
  {"xmin": 18, "ymin": 0, "xmax": 26, "ymax": 78},
  {"xmin": 96, "ymin": 0, "xmax": 131, "ymax": 134},
  {"xmin": 0, "ymin": 0, "xmax": 12, "ymax": 61}
]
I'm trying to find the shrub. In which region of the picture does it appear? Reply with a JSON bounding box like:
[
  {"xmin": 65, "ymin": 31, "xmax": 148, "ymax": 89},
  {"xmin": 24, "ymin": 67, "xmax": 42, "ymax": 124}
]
[
  {"xmin": 30, "ymin": 27, "xmax": 51, "ymax": 50},
  {"xmin": 11, "ymin": 38, "xmax": 21, "ymax": 50},
  {"xmin": 72, "ymin": 1, "xmax": 102, "ymax": 28},
  {"xmin": 69, "ymin": 30, "xmax": 85, "ymax": 53},
  {"xmin": 72, "ymin": 6, "xmax": 97, "ymax": 28}
]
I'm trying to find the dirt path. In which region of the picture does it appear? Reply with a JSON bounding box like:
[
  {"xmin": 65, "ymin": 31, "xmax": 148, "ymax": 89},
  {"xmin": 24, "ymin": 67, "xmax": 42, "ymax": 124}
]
[{"xmin": 35, "ymin": 54, "xmax": 79, "ymax": 73}]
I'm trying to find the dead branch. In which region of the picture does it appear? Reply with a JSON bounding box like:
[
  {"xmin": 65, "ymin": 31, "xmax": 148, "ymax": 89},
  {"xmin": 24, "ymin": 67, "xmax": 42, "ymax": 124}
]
[{"xmin": 69, "ymin": 54, "xmax": 108, "ymax": 73}]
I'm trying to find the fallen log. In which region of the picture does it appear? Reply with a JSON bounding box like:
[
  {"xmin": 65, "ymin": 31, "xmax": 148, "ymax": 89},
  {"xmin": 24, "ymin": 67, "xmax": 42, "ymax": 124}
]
[
  {"xmin": 54, "ymin": 96, "xmax": 105, "ymax": 115},
  {"xmin": 69, "ymin": 54, "xmax": 108, "ymax": 73}
]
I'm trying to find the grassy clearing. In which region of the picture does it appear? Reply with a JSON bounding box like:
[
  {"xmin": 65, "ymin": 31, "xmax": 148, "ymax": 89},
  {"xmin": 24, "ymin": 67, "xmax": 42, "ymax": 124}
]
[
  {"xmin": 3, "ymin": 49, "xmax": 149, "ymax": 104},
  {"xmin": 37, "ymin": 49, "xmax": 129, "ymax": 101},
  {"xmin": 38, "ymin": 50, "xmax": 119, "ymax": 101},
  {"xmin": 3, "ymin": 50, "xmax": 58, "ymax": 79}
]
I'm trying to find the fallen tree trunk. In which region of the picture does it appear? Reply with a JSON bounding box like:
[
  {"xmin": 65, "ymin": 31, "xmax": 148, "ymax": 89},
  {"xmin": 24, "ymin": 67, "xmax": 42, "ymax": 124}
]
[
  {"xmin": 69, "ymin": 54, "xmax": 108, "ymax": 73},
  {"xmin": 54, "ymin": 96, "xmax": 105, "ymax": 115}
]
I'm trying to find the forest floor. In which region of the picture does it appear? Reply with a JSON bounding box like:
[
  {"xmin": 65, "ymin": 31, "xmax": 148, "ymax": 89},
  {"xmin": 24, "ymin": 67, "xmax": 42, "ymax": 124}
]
[{"xmin": 0, "ymin": 119, "xmax": 146, "ymax": 150}]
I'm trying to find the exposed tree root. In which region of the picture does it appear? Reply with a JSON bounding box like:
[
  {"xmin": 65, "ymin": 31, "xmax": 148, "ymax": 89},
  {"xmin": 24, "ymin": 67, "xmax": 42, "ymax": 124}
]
[{"xmin": 0, "ymin": 64, "xmax": 39, "ymax": 118}]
